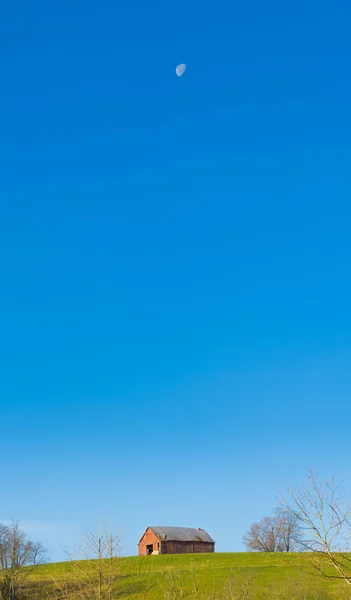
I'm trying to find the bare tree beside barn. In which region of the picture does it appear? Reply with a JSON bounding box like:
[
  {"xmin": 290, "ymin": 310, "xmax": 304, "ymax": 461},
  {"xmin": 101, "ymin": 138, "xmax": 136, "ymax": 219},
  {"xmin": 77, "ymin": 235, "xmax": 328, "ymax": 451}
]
[
  {"xmin": 243, "ymin": 509, "xmax": 303, "ymax": 552},
  {"xmin": 243, "ymin": 516, "xmax": 282, "ymax": 552}
]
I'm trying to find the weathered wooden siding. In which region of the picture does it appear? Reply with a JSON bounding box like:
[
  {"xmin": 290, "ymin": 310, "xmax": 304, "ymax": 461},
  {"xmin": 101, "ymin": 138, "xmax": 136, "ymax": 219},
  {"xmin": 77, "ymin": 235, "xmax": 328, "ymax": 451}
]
[
  {"xmin": 138, "ymin": 528, "xmax": 160, "ymax": 556},
  {"xmin": 163, "ymin": 541, "xmax": 214, "ymax": 554}
]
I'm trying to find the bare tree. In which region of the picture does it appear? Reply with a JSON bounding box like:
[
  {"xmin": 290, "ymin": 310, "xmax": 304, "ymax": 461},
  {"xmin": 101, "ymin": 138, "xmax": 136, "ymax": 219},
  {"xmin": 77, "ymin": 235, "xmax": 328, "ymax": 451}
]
[
  {"xmin": 243, "ymin": 509, "xmax": 303, "ymax": 553},
  {"xmin": 280, "ymin": 472, "xmax": 351, "ymax": 591},
  {"xmin": 48, "ymin": 520, "xmax": 148, "ymax": 600},
  {"xmin": 0, "ymin": 521, "xmax": 47, "ymax": 600},
  {"xmin": 274, "ymin": 508, "xmax": 304, "ymax": 552},
  {"xmin": 243, "ymin": 516, "xmax": 283, "ymax": 552}
]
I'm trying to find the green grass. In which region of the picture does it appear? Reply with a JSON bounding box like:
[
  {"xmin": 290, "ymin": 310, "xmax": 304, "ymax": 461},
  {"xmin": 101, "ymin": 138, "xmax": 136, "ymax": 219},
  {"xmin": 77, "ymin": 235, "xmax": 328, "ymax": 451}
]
[{"xmin": 28, "ymin": 553, "xmax": 346, "ymax": 599}]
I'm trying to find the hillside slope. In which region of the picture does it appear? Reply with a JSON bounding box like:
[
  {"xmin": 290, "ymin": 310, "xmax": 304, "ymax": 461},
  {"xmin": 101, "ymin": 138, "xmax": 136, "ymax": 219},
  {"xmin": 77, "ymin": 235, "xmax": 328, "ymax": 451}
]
[{"xmin": 27, "ymin": 552, "xmax": 344, "ymax": 599}]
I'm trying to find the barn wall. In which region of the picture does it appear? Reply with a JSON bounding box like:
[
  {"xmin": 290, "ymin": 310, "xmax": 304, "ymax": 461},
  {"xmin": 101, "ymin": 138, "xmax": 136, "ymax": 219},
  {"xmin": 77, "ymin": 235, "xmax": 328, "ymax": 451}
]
[
  {"xmin": 138, "ymin": 528, "xmax": 160, "ymax": 556},
  {"xmin": 163, "ymin": 541, "xmax": 214, "ymax": 554},
  {"xmin": 193, "ymin": 542, "xmax": 215, "ymax": 553}
]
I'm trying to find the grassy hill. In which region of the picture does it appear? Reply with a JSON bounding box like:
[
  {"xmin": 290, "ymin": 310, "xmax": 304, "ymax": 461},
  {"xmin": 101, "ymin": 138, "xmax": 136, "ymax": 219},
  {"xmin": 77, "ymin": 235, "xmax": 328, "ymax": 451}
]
[{"xmin": 27, "ymin": 552, "xmax": 346, "ymax": 599}]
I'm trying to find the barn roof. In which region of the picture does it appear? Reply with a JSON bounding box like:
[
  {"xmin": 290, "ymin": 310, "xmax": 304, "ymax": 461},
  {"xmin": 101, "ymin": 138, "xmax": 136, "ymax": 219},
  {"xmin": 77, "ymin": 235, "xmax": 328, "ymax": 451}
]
[{"xmin": 149, "ymin": 526, "xmax": 215, "ymax": 543}]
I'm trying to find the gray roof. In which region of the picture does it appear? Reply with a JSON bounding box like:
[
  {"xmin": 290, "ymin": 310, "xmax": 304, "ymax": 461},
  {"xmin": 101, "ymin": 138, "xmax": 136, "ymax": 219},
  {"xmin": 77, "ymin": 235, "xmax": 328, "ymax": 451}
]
[{"xmin": 149, "ymin": 526, "xmax": 215, "ymax": 543}]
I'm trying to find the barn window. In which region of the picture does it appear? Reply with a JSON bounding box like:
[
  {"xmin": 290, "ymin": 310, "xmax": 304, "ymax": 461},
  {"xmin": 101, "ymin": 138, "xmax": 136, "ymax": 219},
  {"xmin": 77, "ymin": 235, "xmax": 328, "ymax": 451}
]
[{"xmin": 157, "ymin": 542, "xmax": 160, "ymax": 550}]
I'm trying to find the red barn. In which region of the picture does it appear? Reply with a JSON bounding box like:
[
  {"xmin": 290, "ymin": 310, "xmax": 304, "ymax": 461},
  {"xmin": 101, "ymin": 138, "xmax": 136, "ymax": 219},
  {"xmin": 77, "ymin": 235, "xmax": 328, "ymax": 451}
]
[{"xmin": 138, "ymin": 526, "xmax": 215, "ymax": 555}]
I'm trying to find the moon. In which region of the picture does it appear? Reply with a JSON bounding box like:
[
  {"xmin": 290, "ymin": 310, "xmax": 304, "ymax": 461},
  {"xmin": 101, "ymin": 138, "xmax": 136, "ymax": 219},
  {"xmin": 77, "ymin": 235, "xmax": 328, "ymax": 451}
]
[{"xmin": 176, "ymin": 63, "xmax": 186, "ymax": 77}]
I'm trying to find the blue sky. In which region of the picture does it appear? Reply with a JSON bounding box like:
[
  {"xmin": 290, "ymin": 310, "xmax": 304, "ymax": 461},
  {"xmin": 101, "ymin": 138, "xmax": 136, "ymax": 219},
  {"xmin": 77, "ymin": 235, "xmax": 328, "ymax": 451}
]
[{"xmin": 1, "ymin": 0, "xmax": 351, "ymax": 561}]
